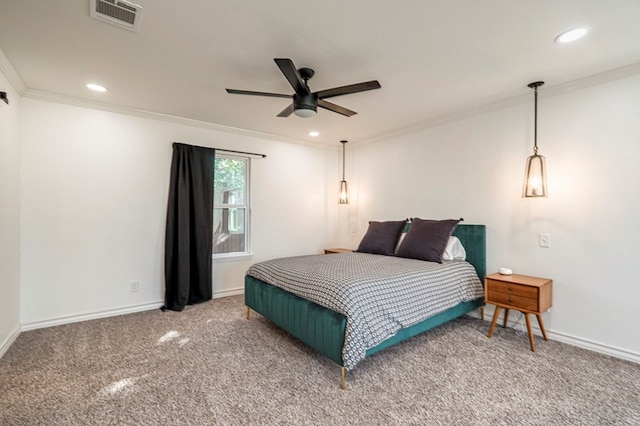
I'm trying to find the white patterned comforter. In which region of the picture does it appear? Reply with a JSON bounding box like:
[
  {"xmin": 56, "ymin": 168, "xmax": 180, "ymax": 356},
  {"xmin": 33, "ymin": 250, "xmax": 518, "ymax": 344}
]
[{"xmin": 246, "ymin": 252, "xmax": 484, "ymax": 370}]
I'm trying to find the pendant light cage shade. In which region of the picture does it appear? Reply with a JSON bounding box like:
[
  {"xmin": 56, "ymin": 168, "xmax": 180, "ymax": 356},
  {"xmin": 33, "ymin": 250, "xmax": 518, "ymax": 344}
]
[
  {"xmin": 339, "ymin": 180, "xmax": 349, "ymax": 204},
  {"xmin": 339, "ymin": 140, "xmax": 349, "ymax": 204},
  {"xmin": 522, "ymin": 81, "xmax": 548, "ymax": 198},
  {"xmin": 523, "ymin": 154, "xmax": 547, "ymax": 197}
]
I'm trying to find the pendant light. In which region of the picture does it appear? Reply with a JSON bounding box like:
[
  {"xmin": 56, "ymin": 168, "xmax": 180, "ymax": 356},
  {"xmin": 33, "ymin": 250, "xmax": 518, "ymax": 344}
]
[
  {"xmin": 522, "ymin": 81, "xmax": 548, "ymax": 198},
  {"xmin": 339, "ymin": 140, "xmax": 349, "ymax": 204}
]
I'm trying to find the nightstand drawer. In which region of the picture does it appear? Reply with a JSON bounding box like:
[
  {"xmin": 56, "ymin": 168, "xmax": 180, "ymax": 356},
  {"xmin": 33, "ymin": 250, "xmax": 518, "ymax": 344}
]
[
  {"xmin": 486, "ymin": 291, "xmax": 538, "ymax": 311},
  {"xmin": 486, "ymin": 281, "xmax": 538, "ymax": 299}
]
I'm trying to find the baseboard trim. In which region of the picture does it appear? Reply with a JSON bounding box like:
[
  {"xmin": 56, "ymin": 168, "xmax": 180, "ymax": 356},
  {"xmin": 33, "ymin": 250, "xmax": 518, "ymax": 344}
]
[
  {"xmin": 468, "ymin": 307, "xmax": 640, "ymax": 364},
  {"xmin": 546, "ymin": 329, "xmax": 640, "ymax": 364},
  {"xmin": 20, "ymin": 288, "xmax": 245, "ymax": 332},
  {"xmin": 212, "ymin": 287, "xmax": 244, "ymax": 298},
  {"xmin": 0, "ymin": 325, "xmax": 21, "ymax": 359},
  {"xmin": 21, "ymin": 301, "xmax": 165, "ymax": 331}
]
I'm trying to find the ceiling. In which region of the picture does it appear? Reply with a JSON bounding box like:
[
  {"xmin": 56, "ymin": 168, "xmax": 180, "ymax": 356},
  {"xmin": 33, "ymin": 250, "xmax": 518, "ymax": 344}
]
[{"xmin": 1, "ymin": 1, "xmax": 639, "ymax": 146}]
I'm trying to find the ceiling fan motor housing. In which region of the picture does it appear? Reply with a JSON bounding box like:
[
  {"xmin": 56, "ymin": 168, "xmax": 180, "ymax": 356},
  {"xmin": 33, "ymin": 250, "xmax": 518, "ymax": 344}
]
[{"xmin": 293, "ymin": 93, "xmax": 318, "ymax": 117}]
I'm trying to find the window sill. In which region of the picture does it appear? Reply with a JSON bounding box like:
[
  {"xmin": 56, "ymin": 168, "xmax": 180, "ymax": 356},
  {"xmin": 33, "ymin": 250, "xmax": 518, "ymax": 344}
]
[{"xmin": 212, "ymin": 253, "xmax": 254, "ymax": 263}]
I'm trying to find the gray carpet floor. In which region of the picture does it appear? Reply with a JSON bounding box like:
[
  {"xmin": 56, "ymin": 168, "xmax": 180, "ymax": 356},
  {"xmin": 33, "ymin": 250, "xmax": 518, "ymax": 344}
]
[{"xmin": 1, "ymin": 295, "xmax": 639, "ymax": 425}]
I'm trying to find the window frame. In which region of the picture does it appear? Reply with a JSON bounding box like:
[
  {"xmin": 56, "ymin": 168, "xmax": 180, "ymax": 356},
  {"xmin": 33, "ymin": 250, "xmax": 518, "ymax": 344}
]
[{"xmin": 212, "ymin": 153, "xmax": 252, "ymax": 262}]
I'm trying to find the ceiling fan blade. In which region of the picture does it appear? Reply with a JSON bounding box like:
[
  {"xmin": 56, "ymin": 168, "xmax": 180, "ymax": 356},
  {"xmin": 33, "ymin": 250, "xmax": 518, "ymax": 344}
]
[
  {"xmin": 226, "ymin": 88, "xmax": 291, "ymax": 99},
  {"xmin": 274, "ymin": 58, "xmax": 310, "ymax": 96},
  {"xmin": 277, "ymin": 104, "xmax": 295, "ymax": 117},
  {"xmin": 317, "ymin": 99, "xmax": 357, "ymax": 117},
  {"xmin": 315, "ymin": 80, "xmax": 381, "ymax": 99}
]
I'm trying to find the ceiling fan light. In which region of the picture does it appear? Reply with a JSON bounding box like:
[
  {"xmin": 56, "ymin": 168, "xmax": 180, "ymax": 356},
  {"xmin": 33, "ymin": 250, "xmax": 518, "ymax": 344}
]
[
  {"xmin": 294, "ymin": 108, "xmax": 316, "ymax": 118},
  {"xmin": 293, "ymin": 93, "xmax": 318, "ymax": 118}
]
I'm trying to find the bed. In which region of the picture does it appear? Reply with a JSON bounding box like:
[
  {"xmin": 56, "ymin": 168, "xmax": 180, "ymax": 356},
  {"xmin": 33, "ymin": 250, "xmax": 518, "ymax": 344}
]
[{"xmin": 244, "ymin": 223, "xmax": 486, "ymax": 388}]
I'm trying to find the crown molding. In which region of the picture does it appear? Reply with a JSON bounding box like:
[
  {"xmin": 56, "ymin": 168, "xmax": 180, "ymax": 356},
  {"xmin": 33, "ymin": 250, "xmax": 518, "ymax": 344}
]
[
  {"xmin": 22, "ymin": 88, "xmax": 333, "ymax": 151},
  {"xmin": 0, "ymin": 48, "xmax": 27, "ymax": 95},
  {"xmin": 363, "ymin": 61, "xmax": 640, "ymax": 145}
]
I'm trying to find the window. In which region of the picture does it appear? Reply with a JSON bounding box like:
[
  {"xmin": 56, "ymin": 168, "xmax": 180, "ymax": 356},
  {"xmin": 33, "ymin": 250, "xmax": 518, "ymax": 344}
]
[{"xmin": 213, "ymin": 154, "xmax": 250, "ymax": 258}]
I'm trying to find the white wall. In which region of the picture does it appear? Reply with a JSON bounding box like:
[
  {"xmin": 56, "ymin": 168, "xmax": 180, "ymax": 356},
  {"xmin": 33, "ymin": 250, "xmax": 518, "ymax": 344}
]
[
  {"xmin": 0, "ymin": 68, "xmax": 21, "ymax": 355},
  {"xmin": 339, "ymin": 74, "xmax": 640, "ymax": 360},
  {"xmin": 19, "ymin": 98, "xmax": 337, "ymax": 326}
]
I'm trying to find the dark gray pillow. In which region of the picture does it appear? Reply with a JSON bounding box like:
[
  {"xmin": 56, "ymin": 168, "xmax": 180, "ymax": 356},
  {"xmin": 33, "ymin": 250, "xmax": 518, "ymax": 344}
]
[
  {"xmin": 395, "ymin": 218, "xmax": 460, "ymax": 263},
  {"xmin": 356, "ymin": 220, "xmax": 406, "ymax": 255}
]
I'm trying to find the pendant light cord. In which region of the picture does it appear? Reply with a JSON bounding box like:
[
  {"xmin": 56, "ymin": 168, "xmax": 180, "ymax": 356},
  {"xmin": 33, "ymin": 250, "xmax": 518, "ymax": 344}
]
[
  {"xmin": 528, "ymin": 81, "xmax": 544, "ymax": 155},
  {"xmin": 533, "ymin": 85, "xmax": 538, "ymax": 155},
  {"xmin": 341, "ymin": 140, "xmax": 347, "ymax": 180}
]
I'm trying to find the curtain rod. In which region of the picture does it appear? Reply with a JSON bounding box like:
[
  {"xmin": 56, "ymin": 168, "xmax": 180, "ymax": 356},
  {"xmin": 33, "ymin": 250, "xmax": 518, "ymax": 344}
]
[
  {"xmin": 216, "ymin": 148, "xmax": 266, "ymax": 158},
  {"xmin": 172, "ymin": 142, "xmax": 266, "ymax": 158}
]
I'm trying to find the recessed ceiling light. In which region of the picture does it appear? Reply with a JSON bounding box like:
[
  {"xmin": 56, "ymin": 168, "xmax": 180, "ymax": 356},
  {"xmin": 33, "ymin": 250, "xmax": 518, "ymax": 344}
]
[
  {"xmin": 86, "ymin": 83, "xmax": 108, "ymax": 92},
  {"xmin": 555, "ymin": 27, "xmax": 590, "ymax": 44},
  {"xmin": 308, "ymin": 131, "xmax": 319, "ymax": 137}
]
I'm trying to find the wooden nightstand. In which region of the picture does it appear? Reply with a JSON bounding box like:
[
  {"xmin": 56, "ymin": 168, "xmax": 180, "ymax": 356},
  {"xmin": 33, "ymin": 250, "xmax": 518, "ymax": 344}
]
[
  {"xmin": 323, "ymin": 248, "xmax": 352, "ymax": 254},
  {"xmin": 485, "ymin": 272, "xmax": 553, "ymax": 352}
]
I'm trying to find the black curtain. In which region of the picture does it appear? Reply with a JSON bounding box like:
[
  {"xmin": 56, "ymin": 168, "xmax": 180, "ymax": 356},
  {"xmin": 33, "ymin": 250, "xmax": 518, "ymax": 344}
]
[{"xmin": 163, "ymin": 143, "xmax": 215, "ymax": 311}]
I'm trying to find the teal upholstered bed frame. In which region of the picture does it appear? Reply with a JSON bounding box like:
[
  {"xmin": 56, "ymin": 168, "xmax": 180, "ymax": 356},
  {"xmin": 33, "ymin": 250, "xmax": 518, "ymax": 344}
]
[{"xmin": 244, "ymin": 224, "xmax": 486, "ymax": 388}]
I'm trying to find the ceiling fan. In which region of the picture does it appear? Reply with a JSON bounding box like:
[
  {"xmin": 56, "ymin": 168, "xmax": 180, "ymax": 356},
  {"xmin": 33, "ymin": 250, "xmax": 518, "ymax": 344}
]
[{"xmin": 226, "ymin": 58, "xmax": 381, "ymax": 118}]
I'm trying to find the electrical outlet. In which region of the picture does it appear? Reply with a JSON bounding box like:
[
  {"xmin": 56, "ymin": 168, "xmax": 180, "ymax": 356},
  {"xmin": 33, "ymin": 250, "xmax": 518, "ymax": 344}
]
[
  {"xmin": 538, "ymin": 234, "xmax": 551, "ymax": 248},
  {"xmin": 130, "ymin": 280, "xmax": 139, "ymax": 292}
]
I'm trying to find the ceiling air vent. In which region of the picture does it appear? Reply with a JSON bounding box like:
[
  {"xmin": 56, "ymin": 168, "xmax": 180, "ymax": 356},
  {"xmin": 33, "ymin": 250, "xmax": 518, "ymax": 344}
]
[{"xmin": 89, "ymin": 0, "xmax": 143, "ymax": 32}]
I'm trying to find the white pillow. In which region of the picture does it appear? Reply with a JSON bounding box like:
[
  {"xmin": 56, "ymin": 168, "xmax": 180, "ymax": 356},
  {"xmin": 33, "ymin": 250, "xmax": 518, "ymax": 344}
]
[{"xmin": 442, "ymin": 236, "xmax": 466, "ymax": 261}]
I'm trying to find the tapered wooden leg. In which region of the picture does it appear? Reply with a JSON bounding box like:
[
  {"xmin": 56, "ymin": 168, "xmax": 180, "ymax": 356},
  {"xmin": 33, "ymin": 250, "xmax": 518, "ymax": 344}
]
[
  {"xmin": 525, "ymin": 313, "xmax": 535, "ymax": 352},
  {"xmin": 340, "ymin": 367, "xmax": 346, "ymax": 390},
  {"xmin": 246, "ymin": 306, "xmax": 250, "ymax": 320},
  {"xmin": 488, "ymin": 307, "xmax": 501, "ymax": 338},
  {"xmin": 536, "ymin": 314, "xmax": 548, "ymax": 341},
  {"xmin": 502, "ymin": 309, "xmax": 510, "ymax": 328},
  {"xmin": 480, "ymin": 306, "xmax": 484, "ymax": 321}
]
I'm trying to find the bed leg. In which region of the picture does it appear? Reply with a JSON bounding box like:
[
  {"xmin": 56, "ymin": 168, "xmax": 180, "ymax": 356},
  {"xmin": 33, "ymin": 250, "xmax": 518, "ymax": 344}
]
[
  {"xmin": 340, "ymin": 367, "xmax": 346, "ymax": 390},
  {"xmin": 245, "ymin": 306, "xmax": 250, "ymax": 320}
]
